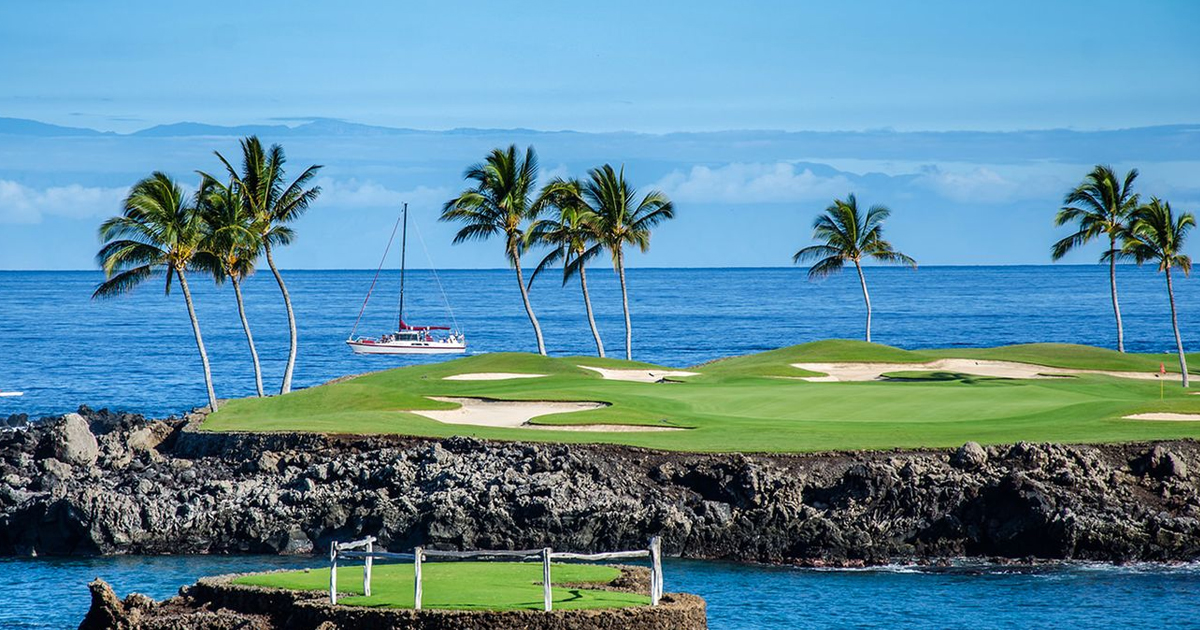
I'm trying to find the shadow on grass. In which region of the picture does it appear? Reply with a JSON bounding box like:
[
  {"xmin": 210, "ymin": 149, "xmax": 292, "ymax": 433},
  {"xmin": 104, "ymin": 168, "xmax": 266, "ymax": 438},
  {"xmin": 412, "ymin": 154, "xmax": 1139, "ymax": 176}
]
[{"xmin": 880, "ymin": 371, "xmax": 1025, "ymax": 386}]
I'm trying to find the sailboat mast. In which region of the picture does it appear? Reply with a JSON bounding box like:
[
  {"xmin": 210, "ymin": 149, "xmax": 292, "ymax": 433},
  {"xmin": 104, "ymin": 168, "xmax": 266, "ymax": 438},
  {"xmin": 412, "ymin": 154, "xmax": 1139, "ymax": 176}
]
[{"xmin": 398, "ymin": 202, "xmax": 408, "ymax": 331}]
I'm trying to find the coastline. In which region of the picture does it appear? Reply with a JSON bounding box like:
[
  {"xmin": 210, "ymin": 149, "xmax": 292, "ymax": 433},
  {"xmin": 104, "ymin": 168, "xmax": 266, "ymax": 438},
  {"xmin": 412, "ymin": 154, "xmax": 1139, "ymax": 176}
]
[{"xmin": 3, "ymin": 408, "xmax": 1198, "ymax": 566}]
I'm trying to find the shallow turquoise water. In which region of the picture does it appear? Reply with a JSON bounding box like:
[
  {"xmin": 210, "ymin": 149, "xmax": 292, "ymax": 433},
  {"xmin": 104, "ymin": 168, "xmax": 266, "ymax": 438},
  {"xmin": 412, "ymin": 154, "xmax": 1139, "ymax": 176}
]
[{"xmin": 3, "ymin": 556, "xmax": 1198, "ymax": 629}]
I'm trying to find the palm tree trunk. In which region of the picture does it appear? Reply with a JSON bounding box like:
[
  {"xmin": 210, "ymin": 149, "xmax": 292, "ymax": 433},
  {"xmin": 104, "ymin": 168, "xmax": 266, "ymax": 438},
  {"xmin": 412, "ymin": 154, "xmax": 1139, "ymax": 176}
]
[
  {"xmin": 579, "ymin": 265, "xmax": 605, "ymax": 357},
  {"xmin": 1110, "ymin": 236, "xmax": 1126, "ymax": 353},
  {"xmin": 176, "ymin": 269, "xmax": 218, "ymax": 412},
  {"xmin": 1166, "ymin": 267, "xmax": 1189, "ymax": 388},
  {"xmin": 513, "ymin": 258, "xmax": 547, "ymax": 356},
  {"xmin": 617, "ymin": 249, "xmax": 633, "ymax": 360},
  {"xmin": 854, "ymin": 261, "xmax": 872, "ymax": 343},
  {"xmin": 232, "ymin": 276, "xmax": 265, "ymax": 397},
  {"xmin": 264, "ymin": 242, "xmax": 298, "ymax": 394}
]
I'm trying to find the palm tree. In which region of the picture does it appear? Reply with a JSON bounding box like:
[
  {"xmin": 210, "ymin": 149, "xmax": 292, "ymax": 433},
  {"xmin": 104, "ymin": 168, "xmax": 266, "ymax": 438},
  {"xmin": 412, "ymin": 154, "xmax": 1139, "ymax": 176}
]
[
  {"xmin": 442, "ymin": 145, "xmax": 547, "ymax": 355},
  {"xmin": 93, "ymin": 172, "xmax": 219, "ymax": 411},
  {"xmin": 1120, "ymin": 197, "xmax": 1193, "ymax": 388},
  {"xmin": 530, "ymin": 178, "xmax": 606, "ymax": 357},
  {"xmin": 1052, "ymin": 165, "xmax": 1140, "ymax": 353},
  {"xmin": 578, "ymin": 165, "xmax": 675, "ymax": 361},
  {"xmin": 794, "ymin": 194, "xmax": 915, "ymax": 343},
  {"xmin": 196, "ymin": 175, "xmax": 266, "ymax": 397},
  {"xmin": 213, "ymin": 137, "xmax": 322, "ymax": 394}
]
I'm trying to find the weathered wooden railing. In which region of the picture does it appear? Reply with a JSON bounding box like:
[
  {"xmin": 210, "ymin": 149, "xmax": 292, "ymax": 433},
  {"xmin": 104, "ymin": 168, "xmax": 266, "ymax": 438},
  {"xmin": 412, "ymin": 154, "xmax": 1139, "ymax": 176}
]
[{"xmin": 329, "ymin": 536, "xmax": 664, "ymax": 611}]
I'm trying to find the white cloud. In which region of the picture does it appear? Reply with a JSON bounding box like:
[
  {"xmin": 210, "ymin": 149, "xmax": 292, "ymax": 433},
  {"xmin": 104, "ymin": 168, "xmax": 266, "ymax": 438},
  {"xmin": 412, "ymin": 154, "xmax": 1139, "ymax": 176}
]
[
  {"xmin": 911, "ymin": 165, "xmax": 1066, "ymax": 204},
  {"xmin": 315, "ymin": 177, "xmax": 449, "ymax": 210},
  {"xmin": 652, "ymin": 163, "xmax": 854, "ymax": 204},
  {"xmin": 0, "ymin": 180, "xmax": 128, "ymax": 224}
]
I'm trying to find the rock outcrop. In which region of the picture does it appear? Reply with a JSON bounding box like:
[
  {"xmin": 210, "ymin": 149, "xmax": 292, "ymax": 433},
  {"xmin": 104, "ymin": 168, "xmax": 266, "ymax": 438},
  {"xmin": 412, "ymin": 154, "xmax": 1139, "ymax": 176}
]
[
  {"xmin": 2, "ymin": 408, "xmax": 1200, "ymax": 564},
  {"xmin": 78, "ymin": 570, "xmax": 705, "ymax": 630}
]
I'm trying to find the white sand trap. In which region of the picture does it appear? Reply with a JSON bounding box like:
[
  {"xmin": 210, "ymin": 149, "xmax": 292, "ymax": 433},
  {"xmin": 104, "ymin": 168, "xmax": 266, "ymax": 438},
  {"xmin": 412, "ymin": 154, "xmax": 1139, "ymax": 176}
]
[
  {"xmin": 791, "ymin": 359, "xmax": 1169, "ymax": 382},
  {"xmin": 410, "ymin": 396, "xmax": 681, "ymax": 432},
  {"xmin": 1124, "ymin": 412, "xmax": 1200, "ymax": 422},
  {"xmin": 443, "ymin": 372, "xmax": 546, "ymax": 381},
  {"xmin": 578, "ymin": 365, "xmax": 699, "ymax": 383}
]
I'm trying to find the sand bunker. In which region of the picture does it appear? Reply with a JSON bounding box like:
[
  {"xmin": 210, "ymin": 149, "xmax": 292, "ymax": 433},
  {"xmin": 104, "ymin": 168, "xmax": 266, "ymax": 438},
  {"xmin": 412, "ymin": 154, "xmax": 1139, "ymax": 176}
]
[
  {"xmin": 791, "ymin": 359, "xmax": 1169, "ymax": 382},
  {"xmin": 578, "ymin": 365, "xmax": 699, "ymax": 383},
  {"xmin": 410, "ymin": 396, "xmax": 681, "ymax": 432},
  {"xmin": 443, "ymin": 372, "xmax": 546, "ymax": 381},
  {"xmin": 1124, "ymin": 413, "xmax": 1200, "ymax": 422}
]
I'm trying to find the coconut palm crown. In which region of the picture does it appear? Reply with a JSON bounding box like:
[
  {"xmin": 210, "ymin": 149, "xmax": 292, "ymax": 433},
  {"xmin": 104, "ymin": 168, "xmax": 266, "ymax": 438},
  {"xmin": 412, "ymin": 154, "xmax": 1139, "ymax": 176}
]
[
  {"xmin": 1052, "ymin": 165, "xmax": 1140, "ymax": 352},
  {"xmin": 441, "ymin": 145, "xmax": 547, "ymax": 355},
  {"xmin": 1120, "ymin": 197, "xmax": 1194, "ymax": 387},
  {"xmin": 213, "ymin": 136, "xmax": 321, "ymax": 394},
  {"xmin": 93, "ymin": 172, "xmax": 219, "ymax": 411},
  {"xmin": 794, "ymin": 194, "xmax": 915, "ymax": 343}
]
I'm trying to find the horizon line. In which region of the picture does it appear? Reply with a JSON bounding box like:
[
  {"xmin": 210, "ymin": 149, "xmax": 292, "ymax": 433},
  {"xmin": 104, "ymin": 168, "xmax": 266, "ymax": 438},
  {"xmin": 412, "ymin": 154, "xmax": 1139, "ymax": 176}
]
[{"xmin": 0, "ymin": 263, "xmax": 1153, "ymax": 273}]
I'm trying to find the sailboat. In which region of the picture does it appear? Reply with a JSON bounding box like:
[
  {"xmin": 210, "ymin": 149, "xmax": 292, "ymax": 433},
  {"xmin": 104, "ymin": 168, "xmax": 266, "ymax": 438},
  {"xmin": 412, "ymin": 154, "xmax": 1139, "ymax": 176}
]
[{"xmin": 346, "ymin": 203, "xmax": 466, "ymax": 355}]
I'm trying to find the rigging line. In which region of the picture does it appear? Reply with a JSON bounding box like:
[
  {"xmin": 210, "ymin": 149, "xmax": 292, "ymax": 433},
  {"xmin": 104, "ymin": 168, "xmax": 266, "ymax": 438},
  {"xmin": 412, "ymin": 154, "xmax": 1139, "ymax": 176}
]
[
  {"xmin": 348, "ymin": 213, "xmax": 403, "ymax": 340},
  {"xmin": 410, "ymin": 213, "xmax": 461, "ymax": 334}
]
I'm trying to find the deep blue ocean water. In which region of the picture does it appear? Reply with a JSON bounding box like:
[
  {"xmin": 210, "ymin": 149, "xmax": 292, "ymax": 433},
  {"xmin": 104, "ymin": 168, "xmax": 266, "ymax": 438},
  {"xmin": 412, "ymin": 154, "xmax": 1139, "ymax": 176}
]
[
  {"xmin": 3, "ymin": 265, "xmax": 1200, "ymax": 628},
  {"xmin": 1, "ymin": 265, "xmax": 1197, "ymax": 418},
  {"xmin": 2, "ymin": 555, "xmax": 1198, "ymax": 630}
]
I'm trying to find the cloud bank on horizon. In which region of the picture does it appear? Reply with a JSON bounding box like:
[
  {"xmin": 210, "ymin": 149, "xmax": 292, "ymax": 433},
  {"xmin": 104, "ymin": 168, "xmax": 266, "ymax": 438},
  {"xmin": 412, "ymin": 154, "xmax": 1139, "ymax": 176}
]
[{"xmin": 0, "ymin": 119, "xmax": 1196, "ymax": 270}]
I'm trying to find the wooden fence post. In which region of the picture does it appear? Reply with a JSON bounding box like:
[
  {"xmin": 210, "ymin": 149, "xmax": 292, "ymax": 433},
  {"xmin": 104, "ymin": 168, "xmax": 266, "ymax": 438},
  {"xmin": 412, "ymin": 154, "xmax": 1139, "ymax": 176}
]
[
  {"xmin": 649, "ymin": 536, "xmax": 662, "ymax": 606},
  {"xmin": 363, "ymin": 538, "xmax": 373, "ymax": 597},
  {"xmin": 413, "ymin": 546, "xmax": 423, "ymax": 611},
  {"xmin": 542, "ymin": 547, "xmax": 553, "ymax": 612},
  {"xmin": 329, "ymin": 541, "xmax": 339, "ymax": 605}
]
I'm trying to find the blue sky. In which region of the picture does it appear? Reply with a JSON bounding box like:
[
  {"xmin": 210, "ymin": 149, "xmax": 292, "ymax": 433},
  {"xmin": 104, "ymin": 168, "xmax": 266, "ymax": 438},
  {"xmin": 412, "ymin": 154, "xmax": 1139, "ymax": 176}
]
[{"xmin": 0, "ymin": 1, "xmax": 1197, "ymax": 269}]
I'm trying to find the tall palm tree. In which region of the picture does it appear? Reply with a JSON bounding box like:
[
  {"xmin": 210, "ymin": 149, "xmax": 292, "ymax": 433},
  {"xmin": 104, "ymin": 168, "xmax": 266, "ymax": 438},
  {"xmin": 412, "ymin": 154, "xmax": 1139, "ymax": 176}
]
[
  {"xmin": 578, "ymin": 165, "xmax": 674, "ymax": 361},
  {"xmin": 213, "ymin": 137, "xmax": 322, "ymax": 394},
  {"xmin": 530, "ymin": 178, "xmax": 606, "ymax": 357},
  {"xmin": 441, "ymin": 145, "xmax": 547, "ymax": 355},
  {"xmin": 1052, "ymin": 165, "xmax": 1140, "ymax": 353},
  {"xmin": 794, "ymin": 194, "xmax": 915, "ymax": 343},
  {"xmin": 196, "ymin": 175, "xmax": 266, "ymax": 397},
  {"xmin": 93, "ymin": 172, "xmax": 219, "ymax": 411},
  {"xmin": 1121, "ymin": 197, "xmax": 1193, "ymax": 388}
]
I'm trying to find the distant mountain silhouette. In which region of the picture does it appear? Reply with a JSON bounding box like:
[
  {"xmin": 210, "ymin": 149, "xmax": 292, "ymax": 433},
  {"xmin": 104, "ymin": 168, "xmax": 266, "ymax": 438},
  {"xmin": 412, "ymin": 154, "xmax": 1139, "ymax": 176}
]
[
  {"xmin": 0, "ymin": 116, "xmax": 1196, "ymax": 162},
  {"xmin": 0, "ymin": 118, "xmax": 111, "ymax": 136}
]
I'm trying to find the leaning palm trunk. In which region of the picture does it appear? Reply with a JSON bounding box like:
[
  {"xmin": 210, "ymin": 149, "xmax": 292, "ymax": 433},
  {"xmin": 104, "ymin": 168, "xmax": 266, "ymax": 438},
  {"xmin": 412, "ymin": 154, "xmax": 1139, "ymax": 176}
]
[
  {"xmin": 176, "ymin": 269, "xmax": 218, "ymax": 411},
  {"xmin": 1165, "ymin": 268, "xmax": 1189, "ymax": 388},
  {"xmin": 1110, "ymin": 236, "xmax": 1126, "ymax": 353},
  {"xmin": 512, "ymin": 258, "xmax": 547, "ymax": 356},
  {"xmin": 617, "ymin": 250, "xmax": 633, "ymax": 360},
  {"xmin": 231, "ymin": 276, "xmax": 265, "ymax": 397},
  {"xmin": 578, "ymin": 264, "xmax": 605, "ymax": 357},
  {"xmin": 264, "ymin": 243, "xmax": 298, "ymax": 394},
  {"xmin": 854, "ymin": 261, "xmax": 873, "ymax": 343}
]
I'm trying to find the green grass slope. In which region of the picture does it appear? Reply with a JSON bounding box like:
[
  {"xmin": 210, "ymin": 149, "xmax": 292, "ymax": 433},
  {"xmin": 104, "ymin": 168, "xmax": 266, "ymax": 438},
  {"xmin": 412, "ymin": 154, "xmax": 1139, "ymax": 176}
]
[
  {"xmin": 202, "ymin": 341, "xmax": 1200, "ymax": 453},
  {"xmin": 234, "ymin": 562, "xmax": 646, "ymax": 611}
]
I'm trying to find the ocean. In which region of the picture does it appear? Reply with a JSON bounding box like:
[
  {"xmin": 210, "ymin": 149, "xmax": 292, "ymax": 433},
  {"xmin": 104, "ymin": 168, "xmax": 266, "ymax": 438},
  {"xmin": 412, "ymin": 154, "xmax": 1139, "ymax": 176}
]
[
  {"xmin": 3, "ymin": 265, "xmax": 1200, "ymax": 628},
  {"xmin": 1, "ymin": 265, "xmax": 1197, "ymax": 418},
  {"xmin": 2, "ymin": 555, "xmax": 1198, "ymax": 630}
]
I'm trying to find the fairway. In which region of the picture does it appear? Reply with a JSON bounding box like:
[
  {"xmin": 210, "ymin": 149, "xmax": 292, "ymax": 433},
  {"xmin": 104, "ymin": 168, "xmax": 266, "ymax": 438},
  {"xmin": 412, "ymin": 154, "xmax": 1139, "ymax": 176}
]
[
  {"xmin": 233, "ymin": 561, "xmax": 646, "ymax": 610},
  {"xmin": 202, "ymin": 340, "xmax": 1200, "ymax": 453}
]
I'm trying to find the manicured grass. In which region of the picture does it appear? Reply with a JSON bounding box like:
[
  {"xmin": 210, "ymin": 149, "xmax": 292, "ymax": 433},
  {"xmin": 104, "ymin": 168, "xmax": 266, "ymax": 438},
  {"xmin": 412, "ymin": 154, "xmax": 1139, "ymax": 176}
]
[
  {"xmin": 233, "ymin": 561, "xmax": 646, "ymax": 610},
  {"xmin": 202, "ymin": 340, "xmax": 1200, "ymax": 453}
]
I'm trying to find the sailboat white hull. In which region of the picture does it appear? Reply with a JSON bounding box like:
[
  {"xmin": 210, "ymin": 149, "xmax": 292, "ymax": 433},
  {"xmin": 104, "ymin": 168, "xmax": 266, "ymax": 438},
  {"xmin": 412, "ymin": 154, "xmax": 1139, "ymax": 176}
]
[{"xmin": 346, "ymin": 339, "xmax": 466, "ymax": 355}]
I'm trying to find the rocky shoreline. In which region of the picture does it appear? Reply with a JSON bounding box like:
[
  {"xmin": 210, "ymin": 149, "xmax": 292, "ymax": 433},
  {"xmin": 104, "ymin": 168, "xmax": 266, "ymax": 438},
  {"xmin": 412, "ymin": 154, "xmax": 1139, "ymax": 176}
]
[{"xmin": 2, "ymin": 408, "xmax": 1199, "ymax": 564}]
